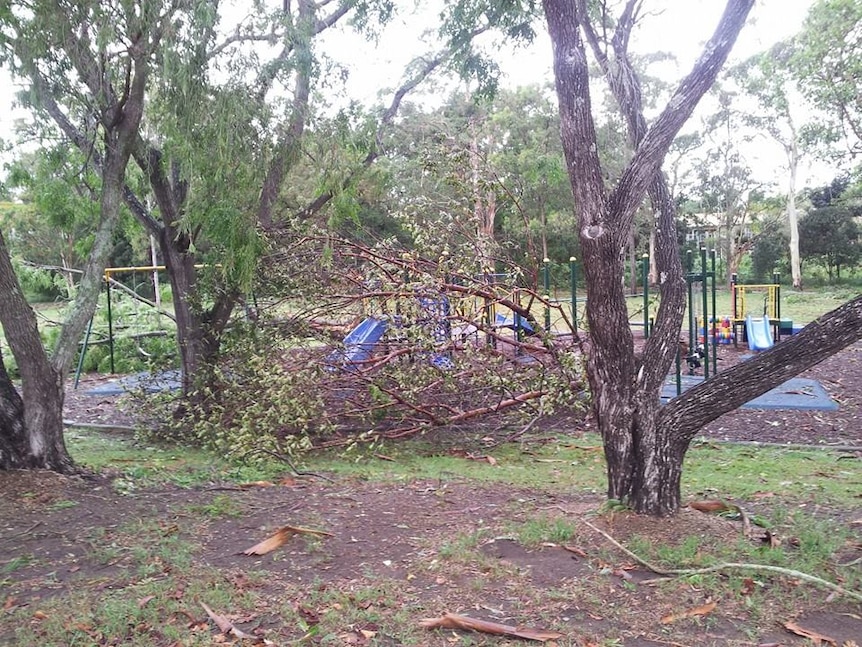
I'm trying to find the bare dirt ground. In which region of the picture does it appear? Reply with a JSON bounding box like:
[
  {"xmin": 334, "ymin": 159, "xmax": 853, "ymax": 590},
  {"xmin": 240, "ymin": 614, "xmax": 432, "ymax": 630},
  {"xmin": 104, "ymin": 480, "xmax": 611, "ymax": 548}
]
[
  {"xmin": 1, "ymin": 342, "xmax": 860, "ymax": 645},
  {"xmin": 1, "ymin": 470, "xmax": 860, "ymax": 646}
]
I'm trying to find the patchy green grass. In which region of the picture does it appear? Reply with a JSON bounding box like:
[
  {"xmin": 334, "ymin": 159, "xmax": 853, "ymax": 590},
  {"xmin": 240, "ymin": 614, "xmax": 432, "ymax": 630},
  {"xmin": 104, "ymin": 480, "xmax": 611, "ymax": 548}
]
[
  {"xmin": 683, "ymin": 441, "xmax": 861, "ymax": 507},
  {"xmin": 5, "ymin": 429, "xmax": 859, "ymax": 647},
  {"xmin": 66, "ymin": 430, "xmax": 861, "ymax": 509},
  {"xmin": 66, "ymin": 429, "xmax": 281, "ymax": 490}
]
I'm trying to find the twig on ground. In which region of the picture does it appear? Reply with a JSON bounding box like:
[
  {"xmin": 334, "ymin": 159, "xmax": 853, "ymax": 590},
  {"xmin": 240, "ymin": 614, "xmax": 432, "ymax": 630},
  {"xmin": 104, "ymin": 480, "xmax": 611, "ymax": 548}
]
[
  {"xmin": 581, "ymin": 519, "xmax": 862, "ymax": 603},
  {"xmin": 249, "ymin": 448, "xmax": 334, "ymax": 482},
  {"xmin": 0, "ymin": 521, "xmax": 43, "ymax": 542}
]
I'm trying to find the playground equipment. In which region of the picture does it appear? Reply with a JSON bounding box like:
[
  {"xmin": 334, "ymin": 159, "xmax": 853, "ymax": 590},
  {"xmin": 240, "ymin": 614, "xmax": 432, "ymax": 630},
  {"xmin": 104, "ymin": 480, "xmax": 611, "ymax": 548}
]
[
  {"xmin": 541, "ymin": 257, "xmax": 583, "ymax": 336},
  {"xmin": 74, "ymin": 264, "xmax": 177, "ymax": 388},
  {"xmin": 744, "ymin": 313, "xmax": 774, "ymax": 351},
  {"xmin": 730, "ymin": 272, "xmax": 785, "ymax": 347},
  {"xmin": 327, "ymin": 292, "xmax": 454, "ymax": 370},
  {"xmin": 684, "ymin": 248, "xmax": 719, "ymax": 377}
]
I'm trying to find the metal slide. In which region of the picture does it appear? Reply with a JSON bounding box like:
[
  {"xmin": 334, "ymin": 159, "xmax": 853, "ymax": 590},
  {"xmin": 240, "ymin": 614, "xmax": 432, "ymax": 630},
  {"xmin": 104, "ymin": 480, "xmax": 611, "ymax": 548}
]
[{"xmin": 745, "ymin": 314, "xmax": 774, "ymax": 351}]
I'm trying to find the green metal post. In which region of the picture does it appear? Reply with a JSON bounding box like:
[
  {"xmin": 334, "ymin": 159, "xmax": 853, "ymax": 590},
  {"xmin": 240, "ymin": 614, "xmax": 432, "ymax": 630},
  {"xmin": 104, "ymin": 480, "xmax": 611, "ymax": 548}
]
[
  {"xmin": 642, "ymin": 253, "xmax": 649, "ymax": 339},
  {"xmin": 774, "ymin": 271, "xmax": 781, "ymax": 320},
  {"xmin": 569, "ymin": 257, "xmax": 578, "ymax": 336},
  {"xmin": 701, "ymin": 247, "xmax": 709, "ymax": 379},
  {"xmin": 711, "ymin": 249, "xmax": 718, "ymax": 373},
  {"xmin": 543, "ymin": 258, "xmax": 551, "ymax": 332},
  {"xmin": 686, "ymin": 250, "xmax": 694, "ymax": 352}
]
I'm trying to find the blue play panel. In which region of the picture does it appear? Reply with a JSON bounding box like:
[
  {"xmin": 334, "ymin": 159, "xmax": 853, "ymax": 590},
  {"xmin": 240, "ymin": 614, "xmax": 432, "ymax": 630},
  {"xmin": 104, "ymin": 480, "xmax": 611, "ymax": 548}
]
[
  {"xmin": 661, "ymin": 375, "xmax": 838, "ymax": 411},
  {"xmin": 84, "ymin": 370, "xmax": 182, "ymax": 396}
]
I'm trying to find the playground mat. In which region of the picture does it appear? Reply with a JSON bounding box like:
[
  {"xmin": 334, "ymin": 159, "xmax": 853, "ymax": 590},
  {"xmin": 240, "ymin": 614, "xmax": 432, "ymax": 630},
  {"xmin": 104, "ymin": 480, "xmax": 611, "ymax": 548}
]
[
  {"xmin": 661, "ymin": 374, "xmax": 838, "ymax": 411},
  {"xmin": 85, "ymin": 370, "xmax": 839, "ymax": 412},
  {"xmin": 83, "ymin": 369, "xmax": 182, "ymax": 396}
]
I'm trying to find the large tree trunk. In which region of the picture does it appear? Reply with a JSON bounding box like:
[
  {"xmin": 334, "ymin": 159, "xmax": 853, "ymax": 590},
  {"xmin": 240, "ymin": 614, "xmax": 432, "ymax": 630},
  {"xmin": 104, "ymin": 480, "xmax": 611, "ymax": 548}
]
[
  {"xmin": 0, "ymin": 346, "xmax": 28, "ymax": 469},
  {"xmin": 544, "ymin": 0, "xmax": 755, "ymax": 515},
  {"xmin": 158, "ymin": 228, "xmax": 237, "ymax": 395},
  {"xmin": 0, "ymin": 230, "xmax": 72, "ymax": 472}
]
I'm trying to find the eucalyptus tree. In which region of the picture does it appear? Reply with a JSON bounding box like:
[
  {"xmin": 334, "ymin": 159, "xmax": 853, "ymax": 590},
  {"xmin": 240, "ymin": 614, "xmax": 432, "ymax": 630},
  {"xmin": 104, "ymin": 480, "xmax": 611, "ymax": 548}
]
[
  {"xmin": 731, "ymin": 42, "xmax": 822, "ymax": 290},
  {"xmin": 688, "ymin": 87, "xmax": 761, "ymax": 285},
  {"xmin": 535, "ymin": 0, "xmax": 862, "ymax": 516},
  {"xmin": 4, "ymin": 0, "xmax": 462, "ymax": 404},
  {"xmin": 489, "ymin": 85, "xmax": 577, "ymax": 270},
  {"xmin": 0, "ymin": 0, "xmax": 150, "ymax": 470},
  {"xmin": 793, "ymin": 0, "xmax": 862, "ymax": 157},
  {"xmin": 0, "ymin": 0, "xmax": 463, "ymax": 470}
]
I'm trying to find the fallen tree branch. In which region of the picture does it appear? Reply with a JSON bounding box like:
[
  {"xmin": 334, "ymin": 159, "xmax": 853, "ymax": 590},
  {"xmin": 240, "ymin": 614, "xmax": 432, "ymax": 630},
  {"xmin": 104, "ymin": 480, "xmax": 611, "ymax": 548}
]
[
  {"xmin": 581, "ymin": 519, "xmax": 862, "ymax": 603},
  {"xmin": 419, "ymin": 611, "xmax": 562, "ymax": 642}
]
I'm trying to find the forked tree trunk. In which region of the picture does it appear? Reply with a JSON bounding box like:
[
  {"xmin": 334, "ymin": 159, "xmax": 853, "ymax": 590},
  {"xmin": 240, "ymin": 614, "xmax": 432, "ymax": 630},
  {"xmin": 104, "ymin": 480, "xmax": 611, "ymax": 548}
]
[
  {"xmin": 158, "ymin": 229, "xmax": 237, "ymax": 396},
  {"xmin": 544, "ymin": 0, "xmax": 755, "ymax": 515},
  {"xmin": 548, "ymin": 0, "xmax": 862, "ymax": 516}
]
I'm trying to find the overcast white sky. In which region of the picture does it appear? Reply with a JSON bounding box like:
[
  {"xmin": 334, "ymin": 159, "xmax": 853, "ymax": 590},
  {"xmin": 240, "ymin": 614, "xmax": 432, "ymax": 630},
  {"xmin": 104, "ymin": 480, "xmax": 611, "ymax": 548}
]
[{"xmin": 0, "ymin": 0, "xmax": 821, "ymax": 188}]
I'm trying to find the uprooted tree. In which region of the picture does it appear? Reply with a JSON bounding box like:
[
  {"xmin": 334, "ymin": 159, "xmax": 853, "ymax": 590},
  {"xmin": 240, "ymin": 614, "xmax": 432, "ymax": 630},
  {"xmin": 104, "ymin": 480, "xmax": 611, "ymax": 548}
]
[{"xmin": 540, "ymin": 0, "xmax": 862, "ymax": 515}]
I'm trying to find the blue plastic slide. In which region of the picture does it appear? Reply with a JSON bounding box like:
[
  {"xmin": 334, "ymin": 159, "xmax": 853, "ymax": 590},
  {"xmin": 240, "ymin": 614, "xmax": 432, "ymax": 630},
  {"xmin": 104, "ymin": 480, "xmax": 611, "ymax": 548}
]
[
  {"xmin": 745, "ymin": 314, "xmax": 774, "ymax": 351},
  {"xmin": 328, "ymin": 317, "xmax": 388, "ymax": 367},
  {"xmin": 494, "ymin": 312, "xmax": 537, "ymax": 335}
]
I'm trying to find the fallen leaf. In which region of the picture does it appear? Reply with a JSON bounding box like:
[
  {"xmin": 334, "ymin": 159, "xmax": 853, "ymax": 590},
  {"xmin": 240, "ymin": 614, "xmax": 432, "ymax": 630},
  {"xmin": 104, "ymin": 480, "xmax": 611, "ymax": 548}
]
[
  {"xmin": 32, "ymin": 610, "xmax": 49, "ymax": 620},
  {"xmin": 200, "ymin": 602, "xmax": 257, "ymax": 641},
  {"xmin": 689, "ymin": 500, "xmax": 734, "ymax": 513},
  {"xmin": 420, "ymin": 611, "xmax": 562, "ymax": 642},
  {"xmin": 562, "ymin": 545, "xmax": 587, "ymax": 558},
  {"xmin": 137, "ymin": 595, "xmax": 156, "ymax": 609},
  {"xmin": 613, "ymin": 568, "xmax": 633, "ymax": 581},
  {"xmin": 660, "ymin": 601, "xmax": 717, "ymax": 625},
  {"xmin": 740, "ymin": 578, "xmax": 756, "ymax": 596},
  {"xmin": 3, "ymin": 597, "xmax": 17, "ymax": 610},
  {"xmin": 762, "ymin": 529, "xmax": 781, "ymax": 548},
  {"xmin": 465, "ymin": 453, "xmax": 497, "ymax": 465},
  {"xmin": 237, "ymin": 481, "xmax": 275, "ymax": 489},
  {"xmin": 242, "ymin": 525, "xmax": 333, "ymax": 556},
  {"xmin": 784, "ymin": 620, "xmax": 837, "ymax": 646}
]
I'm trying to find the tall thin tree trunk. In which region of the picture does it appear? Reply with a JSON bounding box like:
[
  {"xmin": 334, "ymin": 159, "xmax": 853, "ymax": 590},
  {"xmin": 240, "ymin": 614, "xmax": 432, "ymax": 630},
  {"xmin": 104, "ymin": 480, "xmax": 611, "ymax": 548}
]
[{"xmin": 787, "ymin": 139, "xmax": 802, "ymax": 289}]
